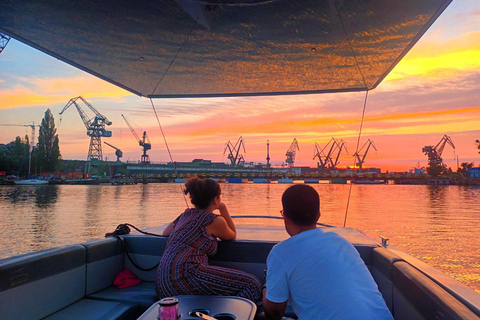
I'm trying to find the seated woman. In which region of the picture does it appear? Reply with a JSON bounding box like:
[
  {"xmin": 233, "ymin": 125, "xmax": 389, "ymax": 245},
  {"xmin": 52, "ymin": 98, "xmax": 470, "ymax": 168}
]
[{"xmin": 155, "ymin": 177, "xmax": 262, "ymax": 302}]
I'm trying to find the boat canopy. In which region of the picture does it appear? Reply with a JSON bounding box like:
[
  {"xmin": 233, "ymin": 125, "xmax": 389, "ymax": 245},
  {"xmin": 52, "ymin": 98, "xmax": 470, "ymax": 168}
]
[{"xmin": 0, "ymin": 0, "xmax": 451, "ymax": 98}]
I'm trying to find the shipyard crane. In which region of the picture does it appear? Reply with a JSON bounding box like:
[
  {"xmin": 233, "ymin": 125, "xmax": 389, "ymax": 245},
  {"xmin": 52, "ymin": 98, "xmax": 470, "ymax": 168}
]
[
  {"xmin": 59, "ymin": 97, "xmax": 112, "ymax": 172},
  {"xmin": 330, "ymin": 139, "xmax": 348, "ymax": 169},
  {"xmin": 285, "ymin": 138, "xmax": 300, "ymax": 168},
  {"xmin": 0, "ymin": 33, "xmax": 10, "ymax": 54},
  {"xmin": 422, "ymin": 135, "xmax": 455, "ymax": 168},
  {"xmin": 223, "ymin": 136, "xmax": 246, "ymax": 166},
  {"xmin": 0, "ymin": 123, "xmax": 41, "ymax": 176},
  {"xmin": 314, "ymin": 139, "xmax": 335, "ymax": 170},
  {"xmin": 353, "ymin": 139, "xmax": 377, "ymax": 170},
  {"xmin": 104, "ymin": 142, "xmax": 123, "ymax": 162},
  {"xmin": 121, "ymin": 114, "xmax": 151, "ymax": 165},
  {"xmin": 313, "ymin": 138, "xmax": 348, "ymax": 170}
]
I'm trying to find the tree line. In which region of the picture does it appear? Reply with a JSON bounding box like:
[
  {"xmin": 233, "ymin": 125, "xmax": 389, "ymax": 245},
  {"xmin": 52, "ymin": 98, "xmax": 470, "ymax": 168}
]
[{"xmin": 0, "ymin": 109, "xmax": 61, "ymax": 177}]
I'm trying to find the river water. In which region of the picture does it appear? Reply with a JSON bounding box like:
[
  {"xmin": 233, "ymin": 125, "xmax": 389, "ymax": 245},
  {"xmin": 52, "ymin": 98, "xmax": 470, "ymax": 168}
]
[{"xmin": 0, "ymin": 183, "xmax": 479, "ymax": 292}]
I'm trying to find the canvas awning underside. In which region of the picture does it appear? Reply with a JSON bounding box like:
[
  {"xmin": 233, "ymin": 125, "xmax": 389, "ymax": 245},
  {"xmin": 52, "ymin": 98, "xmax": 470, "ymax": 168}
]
[{"xmin": 0, "ymin": 0, "xmax": 451, "ymax": 98}]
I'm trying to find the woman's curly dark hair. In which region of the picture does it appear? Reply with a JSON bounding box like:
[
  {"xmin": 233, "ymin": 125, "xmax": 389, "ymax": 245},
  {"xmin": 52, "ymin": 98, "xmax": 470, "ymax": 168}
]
[{"xmin": 184, "ymin": 177, "xmax": 221, "ymax": 209}]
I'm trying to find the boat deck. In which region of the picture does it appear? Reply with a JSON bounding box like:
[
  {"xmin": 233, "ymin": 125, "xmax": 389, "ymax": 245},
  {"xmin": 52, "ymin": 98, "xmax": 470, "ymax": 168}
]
[{"xmin": 140, "ymin": 223, "xmax": 379, "ymax": 246}]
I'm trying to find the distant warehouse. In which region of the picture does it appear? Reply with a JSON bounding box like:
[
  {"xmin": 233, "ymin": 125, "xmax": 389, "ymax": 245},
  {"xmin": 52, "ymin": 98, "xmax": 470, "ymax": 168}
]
[{"xmin": 468, "ymin": 167, "xmax": 480, "ymax": 178}]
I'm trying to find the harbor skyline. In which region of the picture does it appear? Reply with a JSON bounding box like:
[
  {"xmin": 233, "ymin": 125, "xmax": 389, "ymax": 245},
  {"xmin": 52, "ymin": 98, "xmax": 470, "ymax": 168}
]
[{"xmin": 1, "ymin": 1, "xmax": 479, "ymax": 172}]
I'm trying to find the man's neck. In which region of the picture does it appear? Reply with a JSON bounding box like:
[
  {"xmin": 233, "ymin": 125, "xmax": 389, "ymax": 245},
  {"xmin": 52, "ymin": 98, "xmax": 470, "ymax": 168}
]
[{"xmin": 287, "ymin": 224, "xmax": 317, "ymax": 237}]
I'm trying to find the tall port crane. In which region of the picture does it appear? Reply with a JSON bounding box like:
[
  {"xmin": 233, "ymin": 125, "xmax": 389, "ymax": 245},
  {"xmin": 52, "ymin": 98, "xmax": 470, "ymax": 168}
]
[
  {"xmin": 104, "ymin": 142, "xmax": 123, "ymax": 162},
  {"xmin": 0, "ymin": 33, "xmax": 10, "ymax": 54},
  {"xmin": 0, "ymin": 122, "xmax": 40, "ymax": 176},
  {"xmin": 285, "ymin": 138, "xmax": 300, "ymax": 168},
  {"xmin": 422, "ymin": 135, "xmax": 455, "ymax": 168},
  {"xmin": 313, "ymin": 138, "xmax": 348, "ymax": 170},
  {"xmin": 60, "ymin": 97, "xmax": 112, "ymax": 172},
  {"xmin": 330, "ymin": 139, "xmax": 348, "ymax": 169},
  {"xmin": 353, "ymin": 139, "xmax": 376, "ymax": 169},
  {"xmin": 121, "ymin": 114, "xmax": 151, "ymax": 165},
  {"xmin": 224, "ymin": 136, "xmax": 246, "ymax": 166}
]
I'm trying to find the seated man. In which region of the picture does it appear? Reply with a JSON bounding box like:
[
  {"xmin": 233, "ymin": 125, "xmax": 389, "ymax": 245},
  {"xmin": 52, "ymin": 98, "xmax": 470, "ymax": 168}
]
[{"xmin": 261, "ymin": 185, "xmax": 393, "ymax": 320}]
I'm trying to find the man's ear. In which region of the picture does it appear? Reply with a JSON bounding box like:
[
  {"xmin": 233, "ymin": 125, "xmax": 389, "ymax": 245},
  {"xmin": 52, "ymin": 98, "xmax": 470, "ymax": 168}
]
[{"xmin": 283, "ymin": 215, "xmax": 295, "ymax": 236}]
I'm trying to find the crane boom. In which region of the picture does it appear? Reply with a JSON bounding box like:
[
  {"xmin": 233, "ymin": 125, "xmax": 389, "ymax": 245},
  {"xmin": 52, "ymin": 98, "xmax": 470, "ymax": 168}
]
[
  {"xmin": 76, "ymin": 96, "xmax": 112, "ymax": 125},
  {"xmin": 104, "ymin": 142, "xmax": 123, "ymax": 162},
  {"xmin": 60, "ymin": 98, "xmax": 91, "ymax": 129},
  {"xmin": 354, "ymin": 139, "xmax": 377, "ymax": 169},
  {"xmin": 422, "ymin": 135, "xmax": 455, "ymax": 169},
  {"xmin": 435, "ymin": 135, "xmax": 455, "ymax": 158},
  {"xmin": 313, "ymin": 137, "xmax": 348, "ymax": 170},
  {"xmin": 104, "ymin": 141, "xmax": 119, "ymax": 151},
  {"xmin": 330, "ymin": 139, "xmax": 347, "ymax": 169},
  {"xmin": 223, "ymin": 136, "xmax": 246, "ymax": 166},
  {"xmin": 121, "ymin": 114, "xmax": 151, "ymax": 164},
  {"xmin": 121, "ymin": 114, "xmax": 140, "ymax": 142},
  {"xmin": 313, "ymin": 138, "xmax": 335, "ymax": 170}
]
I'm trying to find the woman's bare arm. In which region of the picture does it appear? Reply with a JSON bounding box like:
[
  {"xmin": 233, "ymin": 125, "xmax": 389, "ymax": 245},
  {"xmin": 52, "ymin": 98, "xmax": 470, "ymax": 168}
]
[
  {"xmin": 162, "ymin": 221, "xmax": 175, "ymax": 236},
  {"xmin": 206, "ymin": 203, "xmax": 236, "ymax": 240},
  {"xmin": 218, "ymin": 203, "xmax": 236, "ymax": 235},
  {"xmin": 206, "ymin": 216, "xmax": 236, "ymax": 240}
]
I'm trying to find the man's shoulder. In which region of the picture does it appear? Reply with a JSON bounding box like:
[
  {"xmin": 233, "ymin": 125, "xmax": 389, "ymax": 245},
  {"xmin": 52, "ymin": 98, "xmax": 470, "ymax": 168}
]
[
  {"xmin": 271, "ymin": 229, "xmax": 356, "ymax": 256},
  {"xmin": 271, "ymin": 229, "xmax": 327, "ymax": 252}
]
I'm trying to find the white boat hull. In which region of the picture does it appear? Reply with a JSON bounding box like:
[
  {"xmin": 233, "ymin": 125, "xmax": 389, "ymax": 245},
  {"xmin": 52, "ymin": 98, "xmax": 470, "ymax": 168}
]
[{"xmin": 13, "ymin": 179, "xmax": 49, "ymax": 185}]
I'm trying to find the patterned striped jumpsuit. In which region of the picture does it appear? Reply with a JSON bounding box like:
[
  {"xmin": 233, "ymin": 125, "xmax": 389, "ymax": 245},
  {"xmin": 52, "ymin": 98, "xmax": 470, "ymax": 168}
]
[{"xmin": 155, "ymin": 208, "xmax": 262, "ymax": 302}]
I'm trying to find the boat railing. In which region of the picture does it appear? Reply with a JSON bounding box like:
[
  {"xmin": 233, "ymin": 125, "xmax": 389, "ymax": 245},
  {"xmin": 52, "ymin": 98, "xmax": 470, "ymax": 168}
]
[{"xmin": 231, "ymin": 215, "xmax": 335, "ymax": 228}]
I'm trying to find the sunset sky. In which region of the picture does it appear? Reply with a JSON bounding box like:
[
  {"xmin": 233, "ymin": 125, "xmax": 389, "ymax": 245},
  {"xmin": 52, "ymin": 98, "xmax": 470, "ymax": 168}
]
[{"xmin": 1, "ymin": 1, "xmax": 479, "ymax": 172}]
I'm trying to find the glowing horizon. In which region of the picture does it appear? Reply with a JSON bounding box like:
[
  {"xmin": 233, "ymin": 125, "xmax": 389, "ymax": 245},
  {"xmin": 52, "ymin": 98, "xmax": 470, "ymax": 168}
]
[{"xmin": 0, "ymin": 1, "xmax": 479, "ymax": 173}]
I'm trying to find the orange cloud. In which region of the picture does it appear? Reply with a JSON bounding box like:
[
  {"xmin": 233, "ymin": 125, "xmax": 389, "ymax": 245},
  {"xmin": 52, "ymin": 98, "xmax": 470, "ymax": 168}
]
[
  {"xmin": 0, "ymin": 75, "xmax": 131, "ymax": 110},
  {"xmin": 172, "ymin": 105, "xmax": 480, "ymax": 140},
  {"xmin": 386, "ymin": 31, "xmax": 480, "ymax": 81}
]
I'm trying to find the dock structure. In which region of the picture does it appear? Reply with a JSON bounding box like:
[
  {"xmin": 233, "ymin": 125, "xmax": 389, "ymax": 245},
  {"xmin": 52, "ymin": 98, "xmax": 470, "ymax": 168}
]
[
  {"xmin": 110, "ymin": 176, "xmax": 138, "ymax": 185},
  {"xmin": 125, "ymin": 162, "xmax": 434, "ymax": 184}
]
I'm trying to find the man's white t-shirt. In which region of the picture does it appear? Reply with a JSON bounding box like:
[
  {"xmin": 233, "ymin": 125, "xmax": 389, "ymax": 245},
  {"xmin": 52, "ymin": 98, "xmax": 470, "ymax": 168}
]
[{"xmin": 266, "ymin": 228, "xmax": 393, "ymax": 320}]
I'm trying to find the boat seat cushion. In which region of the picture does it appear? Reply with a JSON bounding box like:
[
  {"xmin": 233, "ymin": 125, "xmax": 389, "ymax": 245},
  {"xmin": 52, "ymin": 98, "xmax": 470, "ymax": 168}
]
[
  {"xmin": 0, "ymin": 245, "xmax": 86, "ymax": 320},
  {"xmin": 43, "ymin": 298, "xmax": 140, "ymax": 320},
  {"xmin": 88, "ymin": 281, "xmax": 157, "ymax": 307},
  {"xmin": 211, "ymin": 240, "xmax": 276, "ymax": 282},
  {"xmin": 392, "ymin": 261, "xmax": 480, "ymax": 320},
  {"xmin": 121, "ymin": 235, "xmax": 168, "ymax": 281},
  {"xmin": 371, "ymin": 247, "xmax": 404, "ymax": 312},
  {"xmin": 83, "ymin": 237, "xmax": 125, "ymax": 295}
]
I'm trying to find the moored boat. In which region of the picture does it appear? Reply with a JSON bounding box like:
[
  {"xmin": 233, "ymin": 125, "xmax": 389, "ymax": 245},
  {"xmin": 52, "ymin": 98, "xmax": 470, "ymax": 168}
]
[
  {"xmin": 13, "ymin": 179, "xmax": 49, "ymax": 185},
  {"xmin": 353, "ymin": 180, "xmax": 387, "ymax": 184},
  {"xmin": 64, "ymin": 178, "xmax": 101, "ymax": 185}
]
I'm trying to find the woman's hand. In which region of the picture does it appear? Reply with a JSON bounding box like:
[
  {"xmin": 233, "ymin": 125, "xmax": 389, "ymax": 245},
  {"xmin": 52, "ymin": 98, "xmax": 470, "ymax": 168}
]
[
  {"xmin": 217, "ymin": 202, "xmax": 228, "ymax": 215},
  {"xmin": 206, "ymin": 202, "xmax": 237, "ymax": 240}
]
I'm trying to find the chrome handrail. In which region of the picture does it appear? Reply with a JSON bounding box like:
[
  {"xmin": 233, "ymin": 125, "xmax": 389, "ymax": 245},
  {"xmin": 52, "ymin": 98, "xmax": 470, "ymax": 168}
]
[{"xmin": 231, "ymin": 215, "xmax": 335, "ymax": 228}]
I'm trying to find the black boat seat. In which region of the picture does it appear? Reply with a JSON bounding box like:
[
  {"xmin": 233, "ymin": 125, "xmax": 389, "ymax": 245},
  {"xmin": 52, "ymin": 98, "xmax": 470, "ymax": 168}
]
[
  {"xmin": 88, "ymin": 281, "xmax": 157, "ymax": 307},
  {"xmin": 83, "ymin": 237, "xmax": 125, "ymax": 295},
  {"xmin": 43, "ymin": 299, "xmax": 139, "ymax": 320},
  {"xmin": 82, "ymin": 237, "xmax": 160, "ymax": 310},
  {"xmin": 81, "ymin": 235, "xmax": 394, "ymax": 320},
  {"xmin": 0, "ymin": 245, "xmax": 140, "ymax": 320},
  {"xmin": 371, "ymin": 247, "xmax": 404, "ymax": 312}
]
